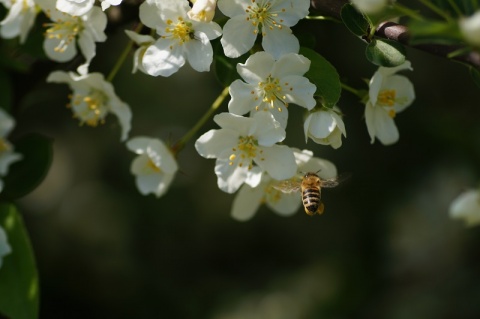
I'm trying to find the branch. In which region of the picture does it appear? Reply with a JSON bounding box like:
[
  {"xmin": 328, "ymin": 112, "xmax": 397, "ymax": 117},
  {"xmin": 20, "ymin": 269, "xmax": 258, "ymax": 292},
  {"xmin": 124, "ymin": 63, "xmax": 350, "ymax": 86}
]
[{"xmin": 310, "ymin": 0, "xmax": 480, "ymax": 70}]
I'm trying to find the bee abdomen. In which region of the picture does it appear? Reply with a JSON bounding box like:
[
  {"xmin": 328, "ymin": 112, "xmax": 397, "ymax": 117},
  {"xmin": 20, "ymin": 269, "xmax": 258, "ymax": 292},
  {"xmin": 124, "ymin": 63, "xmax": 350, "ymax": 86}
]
[{"xmin": 303, "ymin": 189, "xmax": 321, "ymax": 215}]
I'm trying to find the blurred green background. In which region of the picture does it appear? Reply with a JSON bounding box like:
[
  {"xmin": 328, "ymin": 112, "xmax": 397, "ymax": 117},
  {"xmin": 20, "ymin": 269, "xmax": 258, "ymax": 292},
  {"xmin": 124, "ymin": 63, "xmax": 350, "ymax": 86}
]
[{"xmin": 3, "ymin": 3, "xmax": 480, "ymax": 318}]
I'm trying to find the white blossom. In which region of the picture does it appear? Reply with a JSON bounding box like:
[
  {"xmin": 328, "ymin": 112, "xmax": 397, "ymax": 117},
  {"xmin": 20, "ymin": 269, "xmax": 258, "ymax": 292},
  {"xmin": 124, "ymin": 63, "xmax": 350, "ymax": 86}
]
[
  {"xmin": 47, "ymin": 71, "xmax": 132, "ymax": 141},
  {"xmin": 139, "ymin": 0, "xmax": 222, "ymax": 77},
  {"xmin": 124, "ymin": 30, "xmax": 155, "ymax": 74},
  {"xmin": 218, "ymin": 0, "xmax": 310, "ymax": 59},
  {"xmin": 229, "ymin": 51, "xmax": 316, "ymax": 128},
  {"xmin": 0, "ymin": 225, "xmax": 11, "ymax": 270},
  {"xmin": 365, "ymin": 61, "xmax": 415, "ymax": 145},
  {"xmin": 188, "ymin": 0, "xmax": 217, "ymax": 22},
  {"xmin": 231, "ymin": 149, "xmax": 337, "ymax": 221},
  {"xmin": 351, "ymin": 0, "xmax": 389, "ymax": 15},
  {"xmin": 100, "ymin": 0, "xmax": 122, "ymax": 11},
  {"xmin": 0, "ymin": 0, "xmax": 37, "ymax": 43},
  {"xmin": 126, "ymin": 137, "xmax": 178, "ymax": 198},
  {"xmin": 460, "ymin": 11, "xmax": 480, "ymax": 47},
  {"xmin": 304, "ymin": 106, "xmax": 346, "ymax": 149},
  {"xmin": 450, "ymin": 189, "xmax": 480, "ymax": 227},
  {"xmin": 55, "ymin": 0, "xmax": 94, "ymax": 16},
  {"xmin": 37, "ymin": 0, "xmax": 107, "ymax": 75},
  {"xmin": 195, "ymin": 112, "xmax": 297, "ymax": 194},
  {"xmin": 0, "ymin": 108, "xmax": 22, "ymax": 193}
]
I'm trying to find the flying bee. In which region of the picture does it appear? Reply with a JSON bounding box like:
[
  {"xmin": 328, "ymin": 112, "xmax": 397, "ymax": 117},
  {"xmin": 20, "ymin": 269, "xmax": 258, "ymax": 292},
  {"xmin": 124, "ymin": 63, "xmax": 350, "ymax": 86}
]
[{"xmin": 273, "ymin": 172, "xmax": 348, "ymax": 216}]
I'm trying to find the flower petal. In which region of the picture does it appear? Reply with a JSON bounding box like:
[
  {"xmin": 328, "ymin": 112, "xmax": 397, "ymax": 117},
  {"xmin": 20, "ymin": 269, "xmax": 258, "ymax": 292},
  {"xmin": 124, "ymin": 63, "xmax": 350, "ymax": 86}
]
[
  {"xmin": 215, "ymin": 158, "xmax": 248, "ymax": 193},
  {"xmin": 228, "ymin": 80, "xmax": 258, "ymax": 115},
  {"xmin": 256, "ymin": 145, "xmax": 296, "ymax": 180},
  {"xmin": 231, "ymin": 184, "xmax": 264, "ymax": 221},
  {"xmin": 220, "ymin": 15, "xmax": 257, "ymax": 58},
  {"xmin": 185, "ymin": 32, "xmax": 213, "ymax": 72},
  {"xmin": 281, "ymin": 75, "xmax": 316, "ymax": 110},
  {"xmin": 142, "ymin": 39, "xmax": 186, "ymax": 77},
  {"xmin": 237, "ymin": 51, "xmax": 275, "ymax": 84},
  {"xmin": 272, "ymin": 53, "xmax": 311, "ymax": 78},
  {"xmin": 262, "ymin": 27, "xmax": 299, "ymax": 59},
  {"xmin": 195, "ymin": 129, "xmax": 239, "ymax": 159}
]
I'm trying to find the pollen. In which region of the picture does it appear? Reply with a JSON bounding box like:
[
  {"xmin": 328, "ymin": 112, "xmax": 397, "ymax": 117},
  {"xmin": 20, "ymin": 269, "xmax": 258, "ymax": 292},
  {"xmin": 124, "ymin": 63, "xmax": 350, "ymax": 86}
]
[
  {"xmin": 0, "ymin": 138, "xmax": 11, "ymax": 153},
  {"xmin": 43, "ymin": 16, "xmax": 82, "ymax": 54},
  {"xmin": 258, "ymin": 75, "xmax": 287, "ymax": 109},
  {"xmin": 163, "ymin": 18, "xmax": 194, "ymax": 45},
  {"xmin": 245, "ymin": 0, "xmax": 284, "ymax": 32},
  {"xmin": 378, "ymin": 89, "xmax": 396, "ymax": 106},
  {"xmin": 70, "ymin": 89, "xmax": 108, "ymax": 127},
  {"xmin": 146, "ymin": 158, "xmax": 161, "ymax": 172}
]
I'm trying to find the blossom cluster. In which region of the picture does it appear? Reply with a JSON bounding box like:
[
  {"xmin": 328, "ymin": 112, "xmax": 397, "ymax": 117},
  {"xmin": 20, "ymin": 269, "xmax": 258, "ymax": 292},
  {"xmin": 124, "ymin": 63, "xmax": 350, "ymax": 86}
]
[{"xmin": 0, "ymin": 0, "xmax": 424, "ymax": 221}]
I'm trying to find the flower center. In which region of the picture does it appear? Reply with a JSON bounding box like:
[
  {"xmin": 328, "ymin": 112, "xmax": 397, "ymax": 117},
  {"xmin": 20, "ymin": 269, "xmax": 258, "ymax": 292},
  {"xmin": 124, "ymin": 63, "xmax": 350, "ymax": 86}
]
[
  {"xmin": 256, "ymin": 76, "xmax": 288, "ymax": 112},
  {"xmin": 377, "ymin": 89, "xmax": 396, "ymax": 107},
  {"xmin": 147, "ymin": 158, "xmax": 161, "ymax": 173},
  {"xmin": 162, "ymin": 18, "xmax": 194, "ymax": 46},
  {"xmin": 246, "ymin": 0, "xmax": 286, "ymax": 35},
  {"xmin": 228, "ymin": 135, "xmax": 261, "ymax": 170},
  {"xmin": 0, "ymin": 138, "xmax": 11, "ymax": 154},
  {"xmin": 43, "ymin": 13, "xmax": 82, "ymax": 53},
  {"xmin": 68, "ymin": 89, "xmax": 109, "ymax": 127}
]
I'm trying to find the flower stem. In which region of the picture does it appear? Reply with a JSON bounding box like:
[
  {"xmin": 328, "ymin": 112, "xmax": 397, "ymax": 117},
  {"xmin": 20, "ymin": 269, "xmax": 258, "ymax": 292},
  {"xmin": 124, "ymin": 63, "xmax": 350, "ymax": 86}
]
[
  {"xmin": 393, "ymin": 3, "xmax": 424, "ymax": 21},
  {"xmin": 341, "ymin": 82, "xmax": 364, "ymax": 98},
  {"xmin": 106, "ymin": 23, "xmax": 143, "ymax": 83},
  {"xmin": 172, "ymin": 86, "xmax": 230, "ymax": 154},
  {"xmin": 417, "ymin": 0, "xmax": 452, "ymax": 21},
  {"xmin": 305, "ymin": 15, "xmax": 341, "ymax": 23}
]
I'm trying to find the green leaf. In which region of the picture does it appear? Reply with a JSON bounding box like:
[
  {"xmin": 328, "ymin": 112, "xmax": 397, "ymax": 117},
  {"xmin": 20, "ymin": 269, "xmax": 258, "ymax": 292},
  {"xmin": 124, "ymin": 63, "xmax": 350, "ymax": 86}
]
[
  {"xmin": 469, "ymin": 67, "xmax": 480, "ymax": 88},
  {"xmin": 0, "ymin": 203, "xmax": 39, "ymax": 319},
  {"xmin": 1, "ymin": 133, "xmax": 53, "ymax": 200},
  {"xmin": 408, "ymin": 19, "xmax": 462, "ymax": 46},
  {"xmin": 365, "ymin": 38, "xmax": 406, "ymax": 67},
  {"xmin": 300, "ymin": 47, "xmax": 341, "ymax": 108},
  {"xmin": 341, "ymin": 3, "xmax": 370, "ymax": 37},
  {"xmin": 212, "ymin": 40, "xmax": 247, "ymax": 87},
  {"xmin": 0, "ymin": 70, "xmax": 12, "ymax": 112}
]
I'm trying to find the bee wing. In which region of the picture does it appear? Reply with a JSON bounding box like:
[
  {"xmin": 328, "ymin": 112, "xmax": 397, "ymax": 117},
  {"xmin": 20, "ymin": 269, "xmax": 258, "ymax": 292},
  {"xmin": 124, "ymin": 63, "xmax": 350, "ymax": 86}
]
[
  {"xmin": 319, "ymin": 172, "xmax": 351, "ymax": 188},
  {"xmin": 272, "ymin": 179, "xmax": 302, "ymax": 194}
]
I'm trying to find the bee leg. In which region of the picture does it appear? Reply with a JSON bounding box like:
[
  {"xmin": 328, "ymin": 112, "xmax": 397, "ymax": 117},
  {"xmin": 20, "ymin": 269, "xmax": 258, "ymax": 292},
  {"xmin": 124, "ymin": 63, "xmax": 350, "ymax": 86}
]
[{"xmin": 317, "ymin": 203, "xmax": 325, "ymax": 215}]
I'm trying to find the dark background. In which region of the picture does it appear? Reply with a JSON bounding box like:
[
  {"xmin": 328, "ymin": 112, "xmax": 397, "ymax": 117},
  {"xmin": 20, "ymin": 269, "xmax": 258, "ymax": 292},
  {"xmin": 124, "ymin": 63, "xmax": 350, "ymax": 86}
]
[{"xmin": 3, "ymin": 2, "xmax": 480, "ymax": 318}]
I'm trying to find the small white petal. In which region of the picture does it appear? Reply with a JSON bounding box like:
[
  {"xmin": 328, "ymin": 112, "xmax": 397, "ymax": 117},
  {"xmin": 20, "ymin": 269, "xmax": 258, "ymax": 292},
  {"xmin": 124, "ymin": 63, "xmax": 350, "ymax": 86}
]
[
  {"xmin": 237, "ymin": 51, "xmax": 276, "ymax": 84},
  {"xmin": 256, "ymin": 145, "xmax": 296, "ymax": 180},
  {"xmin": 450, "ymin": 190, "xmax": 480, "ymax": 226},
  {"xmin": 262, "ymin": 26, "xmax": 300, "ymax": 59},
  {"xmin": 220, "ymin": 15, "xmax": 257, "ymax": 58},
  {"xmin": 228, "ymin": 80, "xmax": 258, "ymax": 115},
  {"xmin": 215, "ymin": 158, "xmax": 249, "ymax": 193},
  {"xmin": 142, "ymin": 40, "xmax": 186, "ymax": 77},
  {"xmin": 231, "ymin": 184, "xmax": 264, "ymax": 221},
  {"xmin": 185, "ymin": 32, "xmax": 213, "ymax": 72},
  {"xmin": 195, "ymin": 129, "xmax": 239, "ymax": 159}
]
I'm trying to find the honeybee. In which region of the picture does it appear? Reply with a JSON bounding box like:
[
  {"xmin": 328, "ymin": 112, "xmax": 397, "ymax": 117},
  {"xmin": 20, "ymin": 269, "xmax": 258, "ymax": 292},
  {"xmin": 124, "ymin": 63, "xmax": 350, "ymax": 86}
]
[{"xmin": 273, "ymin": 172, "xmax": 347, "ymax": 216}]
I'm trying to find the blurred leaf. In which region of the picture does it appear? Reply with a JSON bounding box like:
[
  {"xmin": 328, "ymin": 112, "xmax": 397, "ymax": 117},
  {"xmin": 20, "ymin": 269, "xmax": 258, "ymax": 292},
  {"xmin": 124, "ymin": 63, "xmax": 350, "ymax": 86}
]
[
  {"xmin": 300, "ymin": 47, "xmax": 341, "ymax": 108},
  {"xmin": 469, "ymin": 67, "xmax": 480, "ymax": 88},
  {"xmin": 212, "ymin": 40, "xmax": 247, "ymax": 87},
  {"xmin": 0, "ymin": 203, "xmax": 39, "ymax": 319},
  {"xmin": 408, "ymin": 19, "xmax": 462, "ymax": 45},
  {"xmin": 365, "ymin": 38, "xmax": 406, "ymax": 67},
  {"xmin": 341, "ymin": 3, "xmax": 370, "ymax": 37},
  {"xmin": 296, "ymin": 31, "xmax": 316, "ymax": 50},
  {"xmin": 1, "ymin": 134, "xmax": 53, "ymax": 200},
  {"xmin": 0, "ymin": 70, "xmax": 12, "ymax": 112}
]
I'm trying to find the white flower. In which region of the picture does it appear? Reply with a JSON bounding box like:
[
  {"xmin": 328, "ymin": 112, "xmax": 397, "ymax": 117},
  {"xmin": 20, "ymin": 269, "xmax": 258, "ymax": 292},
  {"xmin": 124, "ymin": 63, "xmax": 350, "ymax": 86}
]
[
  {"xmin": 449, "ymin": 189, "xmax": 480, "ymax": 227},
  {"xmin": 229, "ymin": 51, "xmax": 316, "ymax": 128},
  {"xmin": 55, "ymin": 0, "xmax": 94, "ymax": 16},
  {"xmin": 351, "ymin": 0, "xmax": 389, "ymax": 15},
  {"xmin": 304, "ymin": 106, "xmax": 346, "ymax": 149},
  {"xmin": 460, "ymin": 11, "xmax": 480, "ymax": 47},
  {"xmin": 0, "ymin": 0, "xmax": 37, "ymax": 43},
  {"xmin": 188, "ymin": 0, "xmax": 217, "ymax": 22},
  {"xmin": 0, "ymin": 108, "xmax": 22, "ymax": 193},
  {"xmin": 100, "ymin": 0, "xmax": 122, "ymax": 11},
  {"xmin": 365, "ymin": 61, "xmax": 415, "ymax": 145},
  {"xmin": 0, "ymin": 225, "xmax": 11, "ymax": 270},
  {"xmin": 218, "ymin": 0, "xmax": 310, "ymax": 59},
  {"xmin": 126, "ymin": 137, "xmax": 178, "ymax": 198},
  {"xmin": 37, "ymin": 0, "xmax": 107, "ymax": 75},
  {"xmin": 231, "ymin": 149, "xmax": 337, "ymax": 221},
  {"xmin": 47, "ymin": 71, "xmax": 132, "ymax": 141},
  {"xmin": 139, "ymin": 0, "xmax": 222, "ymax": 77},
  {"xmin": 124, "ymin": 30, "xmax": 155, "ymax": 74},
  {"xmin": 195, "ymin": 112, "xmax": 297, "ymax": 194}
]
